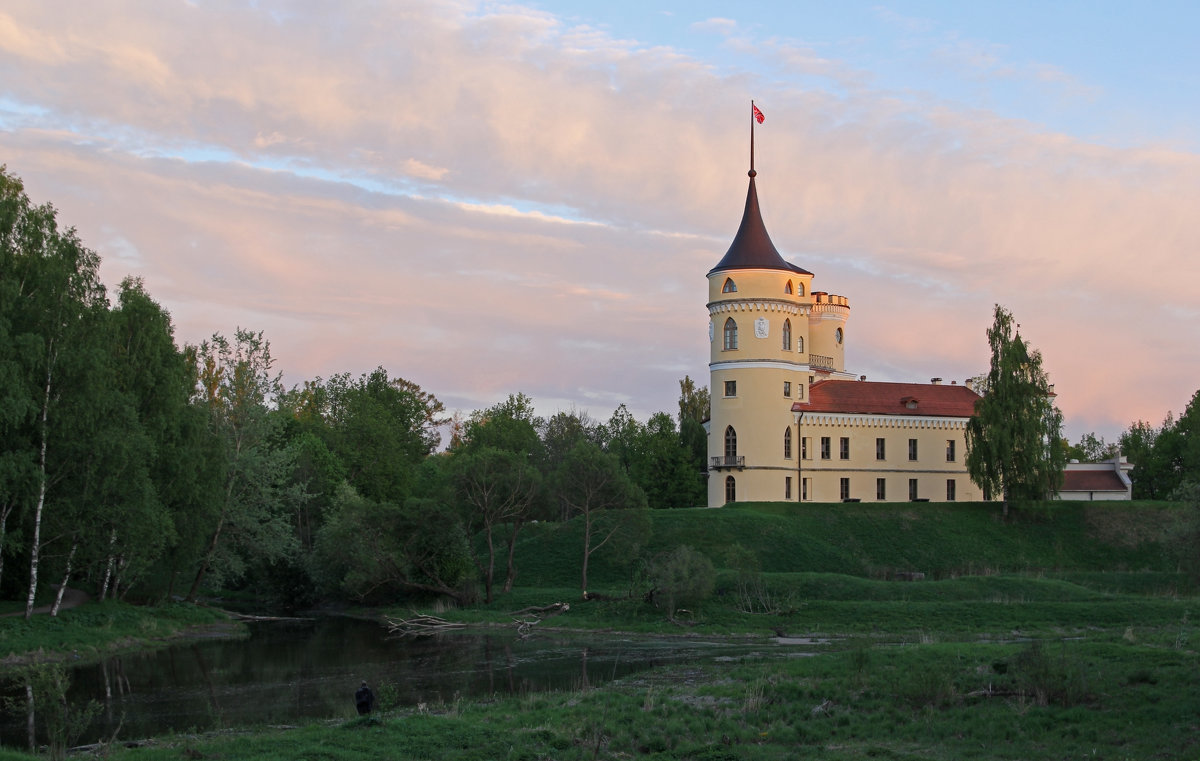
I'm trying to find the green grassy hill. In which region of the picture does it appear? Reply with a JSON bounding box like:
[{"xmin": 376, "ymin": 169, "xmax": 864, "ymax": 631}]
[{"xmin": 513, "ymin": 500, "xmax": 1186, "ymax": 591}]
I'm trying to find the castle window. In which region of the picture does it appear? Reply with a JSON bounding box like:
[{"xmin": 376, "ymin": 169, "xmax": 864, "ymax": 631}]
[
  {"xmin": 908, "ymin": 438, "xmax": 918, "ymax": 461},
  {"xmin": 797, "ymin": 384, "xmax": 804, "ymax": 400},
  {"xmin": 724, "ymin": 426, "xmax": 737, "ymax": 459},
  {"xmin": 723, "ymin": 318, "xmax": 738, "ymax": 350},
  {"xmin": 840, "ymin": 478, "xmax": 851, "ymax": 501},
  {"xmin": 722, "ymin": 278, "xmax": 737, "ymax": 293},
  {"xmin": 801, "ymin": 437, "xmax": 809, "ymax": 460},
  {"xmin": 724, "ymin": 380, "xmax": 736, "ymax": 397},
  {"xmin": 784, "ymin": 428, "xmax": 792, "ymax": 459},
  {"xmin": 785, "ymin": 280, "xmax": 793, "ymax": 295},
  {"xmin": 797, "ymin": 336, "xmax": 804, "ymax": 353},
  {"xmin": 785, "ymin": 476, "xmax": 792, "ymax": 500},
  {"xmin": 946, "ymin": 440, "xmax": 956, "ymax": 462},
  {"xmin": 946, "ymin": 479, "xmax": 957, "ymax": 501},
  {"xmin": 909, "ymin": 479, "xmax": 919, "ymax": 501},
  {"xmin": 839, "ymin": 437, "xmax": 850, "ymax": 460},
  {"xmin": 725, "ymin": 476, "xmax": 736, "ymax": 503},
  {"xmin": 876, "ymin": 478, "xmax": 887, "ymax": 500},
  {"xmin": 820, "ymin": 437, "xmax": 831, "ymax": 460},
  {"xmin": 798, "ymin": 282, "xmax": 806, "ymax": 296},
  {"xmin": 802, "ymin": 478, "xmax": 809, "ymax": 501},
  {"xmin": 876, "ymin": 438, "xmax": 886, "ymax": 460},
  {"xmin": 783, "ymin": 381, "xmax": 791, "ymax": 397},
  {"xmin": 782, "ymin": 319, "xmax": 792, "ymax": 351}
]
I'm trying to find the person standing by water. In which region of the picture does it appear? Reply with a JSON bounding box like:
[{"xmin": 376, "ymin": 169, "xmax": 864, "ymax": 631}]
[{"xmin": 355, "ymin": 680, "xmax": 375, "ymax": 715}]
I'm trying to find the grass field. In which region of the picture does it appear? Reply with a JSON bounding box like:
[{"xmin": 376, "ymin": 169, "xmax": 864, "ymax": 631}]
[{"xmin": 1, "ymin": 500, "xmax": 1196, "ymax": 759}]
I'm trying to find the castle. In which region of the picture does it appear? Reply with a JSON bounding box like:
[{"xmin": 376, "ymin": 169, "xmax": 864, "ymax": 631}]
[{"xmin": 705, "ymin": 163, "xmax": 983, "ymax": 506}]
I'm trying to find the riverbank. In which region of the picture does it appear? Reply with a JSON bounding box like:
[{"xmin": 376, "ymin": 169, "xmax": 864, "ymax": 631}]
[
  {"xmin": 0, "ymin": 601, "xmax": 240, "ymax": 672},
  {"xmin": 42, "ymin": 624, "xmax": 1200, "ymax": 761}
]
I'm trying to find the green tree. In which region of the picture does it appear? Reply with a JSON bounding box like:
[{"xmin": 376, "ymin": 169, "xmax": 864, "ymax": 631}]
[
  {"xmin": 322, "ymin": 368, "xmax": 446, "ymax": 504},
  {"xmin": 647, "ymin": 545, "xmax": 715, "ymax": 620},
  {"xmin": 1119, "ymin": 418, "xmax": 1171, "ymax": 499},
  {"xmin": 187, "ymin": 329, "xmax": 298, "ymax": 600},
  {"xmin": 551, "ymin": 441, "xmax": 648, "ymax": 596},
  {"xmin": 1065, "ymin": 432, "xmax": 1118, "ymax": 463},
  {"xmin": 631, "ymin": 412, "xmax": 701, "ymax": 508},
  {"xmin": 0, "ymin": 167, "xmax": 108, "ymax": 617},
  {"xmin": 452, "ymin": 446, "xmax": 542, "ymax": 602},
  {"xmin": 313, "ymin": 485, "xmax": 472, "ymax": 603},
  {"xmin": 677, "ymin": 376, "xmax": 710, "ymax": 507},
  {"xmin": 965, "ymin": 305, "xmax": 1065, "ymax": 516}
]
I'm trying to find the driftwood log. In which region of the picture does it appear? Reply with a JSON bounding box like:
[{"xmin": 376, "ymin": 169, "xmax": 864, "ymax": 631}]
[
  {"xmin": 509, "ymin": 602, "xmax": 569, "ymax": 638},
  {"xmin": 386, "ymin": 613, "xmax": 465, "ymax": 637}
]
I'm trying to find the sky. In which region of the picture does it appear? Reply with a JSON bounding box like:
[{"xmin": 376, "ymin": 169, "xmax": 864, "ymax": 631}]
[{"xmin": 2, "ymin": 0, "xmax": 1198, "ymax": 444}]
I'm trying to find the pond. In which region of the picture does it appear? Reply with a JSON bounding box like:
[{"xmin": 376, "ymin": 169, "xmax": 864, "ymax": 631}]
[{"xmin": 0, "ymin": 616, "xmax": 815, "ymax": 749}]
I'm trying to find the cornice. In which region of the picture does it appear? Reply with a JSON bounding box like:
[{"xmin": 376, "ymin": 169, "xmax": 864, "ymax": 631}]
[
  {"xmin": 707, "ymin": 299, "xmax": 808, "ymax": 316},
  {"xmin": 796, "ymin": 412, "xmax": 969, "ymax": 430}
]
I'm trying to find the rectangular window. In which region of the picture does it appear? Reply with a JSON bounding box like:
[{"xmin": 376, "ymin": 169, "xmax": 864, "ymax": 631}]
[
  {"xmin": 909, "ymin": 478, "xmax": 919, "ymax": 501},
  {"xmin": 784, "ymin": 431, "xmax": 792, "ymax": 460},
  {"xmin": 724, "ymin": 380, "xmax": 736, "ymax": 397},
  {"xmin": 802, "ymin": 478, "xmax": 808, "ymax": 501},
  {"xmin": 820, "ymin": 437, "xmax": 831, "ymax": 460},
  {"xmin": 839, "ymin": 437, "xmax": 850, "ymax": 460},
  {"xmin": 801, "ymin": 437, "xmax": 809, "ymax": 460},
  {"xmin": 785, "ymin": 476, "xmax": 792, "ymax": 500},
  {"xmin": 840, "ymin": 478, "xmax": 850, "ymax": 501},
  {"xmin": 946, "ymin": 479, "xmax": 956, "ymax": 501},
  {"xmin": 797, "ymin": 384, "xmax": 804, "ymax": 399},
  {"xmin": 876, "ymin": 437, "xmax": 886, "ymax": 460},
  {"xmin": 783, "ymin": 381, "xmax": 792, "ymax": 397},
  {"xmin": 946, "ymin": 439, "xmax": 956, "ymax": 462},
  {"xmin": 908, "ymin": 438, "xmax": 918, "ymax": 461},
  {"xmin": 876, "ymin": 478, "xmax": 887, "ymax": 500}
]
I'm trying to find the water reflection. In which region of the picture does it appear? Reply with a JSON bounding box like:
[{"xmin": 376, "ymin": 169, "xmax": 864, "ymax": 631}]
[{"xmin": 0, "ymin": 617, "xmax": 789, "ymax": 748}]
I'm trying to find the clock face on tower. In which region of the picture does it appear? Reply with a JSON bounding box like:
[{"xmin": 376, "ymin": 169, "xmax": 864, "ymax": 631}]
[
  {"xmin": 835, "ymin": 327, "xmax": 844, "ymax": 344},
  {"xmin": 754, "ymin": 317, "xmax": 769, "ymax": 339}
]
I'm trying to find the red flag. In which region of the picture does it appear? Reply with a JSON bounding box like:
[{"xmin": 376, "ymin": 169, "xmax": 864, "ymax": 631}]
[{"xmin": 752, "ymin": 103, "xmax": 764, "ymax": 124}]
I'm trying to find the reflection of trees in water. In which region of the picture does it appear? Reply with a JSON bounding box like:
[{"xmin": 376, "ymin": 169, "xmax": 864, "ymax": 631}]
[{"xmin": 2, "ymin": 618, "xmax": 730, "ymax": 747}]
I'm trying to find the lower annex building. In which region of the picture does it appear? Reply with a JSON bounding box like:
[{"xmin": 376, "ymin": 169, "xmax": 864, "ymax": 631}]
[{"xmin": 705, "ymin": 161, "xmax": 983, "ymax": 507}]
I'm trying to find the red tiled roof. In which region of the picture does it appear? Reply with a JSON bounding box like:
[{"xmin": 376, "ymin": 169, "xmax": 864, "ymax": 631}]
[
  {"xmin": 792, "ymin": 380, "xmax": 980, "ymax": 417},
  {"xmin": 1061, "ymin": 470, "xmax": 1128, "ymax": 492}
]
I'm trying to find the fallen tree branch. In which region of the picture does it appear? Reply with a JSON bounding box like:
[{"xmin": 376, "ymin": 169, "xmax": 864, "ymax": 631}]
[{"xmin": 386, "ymin": 613, "xmax": 466, "ymax": 637}]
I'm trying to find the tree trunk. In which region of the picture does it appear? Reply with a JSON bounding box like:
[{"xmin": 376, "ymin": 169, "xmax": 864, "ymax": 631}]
[
  {"xmin": 580, "ymin": 511, "xmax": 591, "ymax": 597},
  {"xmin": 25, "ymin": 682, "xmax": 35, "ymax": 752},
  {"xmin": 100, "ymin": 529, "xmax": 117, "ymax": 601},
  {"xmin": 483, "ymin": 526, "xmax": 495, "ymax": 603},
  {"xmin": 0, "ymin": 502, "xmax": 11, "ymax": 591},
  {"xmin": 502, "ymin": 521, "xmax": 522, "ymax": 593},
  {"xmin": 25, "ymin": 362, "xmax": 53, "ymax": 620},
  {"xmin": 50, "ymin": 540, "xmax": 78, "ymax": 616}
]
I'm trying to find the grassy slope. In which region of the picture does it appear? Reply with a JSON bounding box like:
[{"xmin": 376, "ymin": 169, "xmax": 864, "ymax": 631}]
[{"xmin": 513, "ymin": 501, "xmax": 1185, "ymax": 589}]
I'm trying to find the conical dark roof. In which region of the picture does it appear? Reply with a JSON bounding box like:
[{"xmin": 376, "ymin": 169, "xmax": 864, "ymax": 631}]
[{"xmin": 708, "ymin": 172, "xmax": 812, "ymax": 276}]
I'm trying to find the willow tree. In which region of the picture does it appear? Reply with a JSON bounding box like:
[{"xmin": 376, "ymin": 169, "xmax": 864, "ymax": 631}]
[{"xmin": 966, "ymin": 305, "xmax": 1065, "ymax": 517}]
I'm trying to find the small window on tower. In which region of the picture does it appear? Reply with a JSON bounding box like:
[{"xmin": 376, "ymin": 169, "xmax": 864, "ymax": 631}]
[
  {"xmin": 724, "ymin": 380, "xmax": 736, "ymax": 397},
  {"xmin": 722, "ymin": 278, "xmax": 737, "ymax": 293},
  {"xmin": 785, "ymin": 281, "xmax": 794, "ymax": 295},
  {"xmin": 798, "ymin": 282, "xmax": 806, "ymax": 296},
  {"xmin": 797, "ymin": 336, "xmax": 805, "ymax": 353}
]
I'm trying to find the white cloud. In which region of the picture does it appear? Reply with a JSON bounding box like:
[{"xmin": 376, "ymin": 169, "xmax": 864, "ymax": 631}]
[{"xmin": 1, "ymin": 0, "xmax": 1196, "ymax": 439}]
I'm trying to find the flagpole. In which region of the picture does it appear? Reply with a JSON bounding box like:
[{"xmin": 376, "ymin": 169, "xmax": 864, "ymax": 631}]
[{"xmin": 750, "ymin": 99, "xmax": 756, "ymax": 175}]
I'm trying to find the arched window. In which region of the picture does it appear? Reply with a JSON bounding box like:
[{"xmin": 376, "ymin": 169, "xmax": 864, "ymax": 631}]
[
  {"xmin": 785, "ymin": 280, "xmax": 793, "ymax": 295},
  {"xmin": 722, "ymin": 278, "xmax": 737, "ymax": 293},
  {"xmin": 723, "ymin": 317, "xmax": 738, "ymax": 350},
  {"xmin": 784, "ymin": 428, "xmax": 792, "ymax": 459},
  {"xmin": 797, "ymin": 335, "xmax": 804, "ymax": 353},
  {"xmin": 725, "ymin": 475, "xmax": 736, "ymax": 504},
  {"xmin": 798, "ymin": 282, "xmax": 806, "ymax": 296},
  {"xmin": 782, "ymin": 319, "xmax": 792, "ymax": 351},
  {"xmin": 724, "ymin": 426, "xmax": 737, "ymax": 459}
]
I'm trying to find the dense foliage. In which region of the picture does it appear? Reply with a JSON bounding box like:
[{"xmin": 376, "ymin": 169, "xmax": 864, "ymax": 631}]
[
  {"xmin": 0, "ymin": 168, "xmax": 709, "ymax": 612},
  {"xmin": 966, "ymin": 304, "xmax": 1065, "ymax": 514}
]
